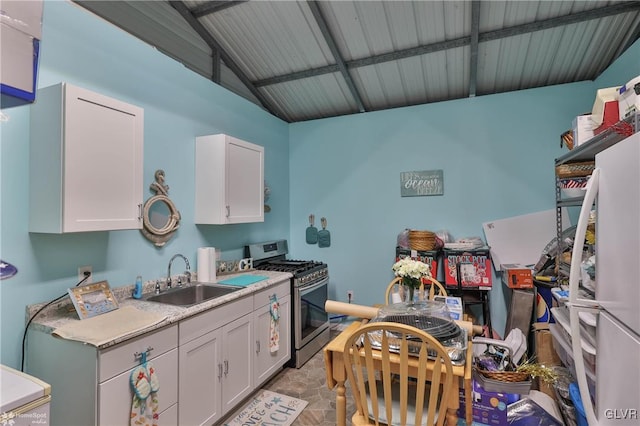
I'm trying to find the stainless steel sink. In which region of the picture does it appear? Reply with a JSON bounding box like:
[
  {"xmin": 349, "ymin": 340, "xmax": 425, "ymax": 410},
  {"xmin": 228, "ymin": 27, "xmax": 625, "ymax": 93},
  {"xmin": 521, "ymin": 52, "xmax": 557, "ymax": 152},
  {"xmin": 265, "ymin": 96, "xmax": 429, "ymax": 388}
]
[{"xmin": 142, "ymin": 283, "xmax": 241, "ymax": 307}]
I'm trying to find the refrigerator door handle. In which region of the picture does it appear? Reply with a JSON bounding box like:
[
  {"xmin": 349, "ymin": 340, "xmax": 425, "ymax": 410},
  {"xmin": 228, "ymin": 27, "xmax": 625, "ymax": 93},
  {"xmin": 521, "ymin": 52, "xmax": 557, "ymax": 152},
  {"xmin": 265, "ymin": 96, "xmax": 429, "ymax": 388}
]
[
  {"xmin": 570, "ymin": 307, "xmax": 599, "ymax": 425},
  {"xmin": 568, "ymin": 167, "xmax": 600, "ymax": 426},
  {"xmin": 568, "ymin": 167, "xmax": 600, "ymax": 305}
]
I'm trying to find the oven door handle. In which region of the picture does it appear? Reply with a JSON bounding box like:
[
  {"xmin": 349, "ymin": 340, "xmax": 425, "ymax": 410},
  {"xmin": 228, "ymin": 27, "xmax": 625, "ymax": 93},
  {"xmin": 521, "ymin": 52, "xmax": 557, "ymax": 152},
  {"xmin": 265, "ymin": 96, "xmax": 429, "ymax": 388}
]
[{"xmin": 299, "ymin": 276, "xmax": 329, "ymax": 294}]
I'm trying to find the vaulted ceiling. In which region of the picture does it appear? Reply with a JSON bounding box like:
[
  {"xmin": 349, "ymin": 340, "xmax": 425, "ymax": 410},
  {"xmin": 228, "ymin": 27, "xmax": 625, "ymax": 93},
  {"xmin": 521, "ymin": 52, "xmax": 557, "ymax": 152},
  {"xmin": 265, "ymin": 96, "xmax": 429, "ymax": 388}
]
[{"xmin": 74, "ymin": 1, "xmax": 640, "ymax": 123}]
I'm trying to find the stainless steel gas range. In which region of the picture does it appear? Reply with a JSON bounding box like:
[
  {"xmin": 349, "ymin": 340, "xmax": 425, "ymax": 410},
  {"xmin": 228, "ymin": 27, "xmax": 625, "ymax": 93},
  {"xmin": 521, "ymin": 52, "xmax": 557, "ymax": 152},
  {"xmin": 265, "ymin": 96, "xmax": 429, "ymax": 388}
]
[{"xmin": 245, "ymin": 240, "xmax": 330, "ymax": 368}]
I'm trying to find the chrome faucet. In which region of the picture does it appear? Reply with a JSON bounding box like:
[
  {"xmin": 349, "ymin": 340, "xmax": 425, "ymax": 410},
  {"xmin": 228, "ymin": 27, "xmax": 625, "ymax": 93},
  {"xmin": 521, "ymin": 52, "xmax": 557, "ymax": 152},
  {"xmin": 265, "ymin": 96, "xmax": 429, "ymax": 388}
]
[{"xmin": 167, "ymin": 254, "xmax": 191, "ymax": 289}]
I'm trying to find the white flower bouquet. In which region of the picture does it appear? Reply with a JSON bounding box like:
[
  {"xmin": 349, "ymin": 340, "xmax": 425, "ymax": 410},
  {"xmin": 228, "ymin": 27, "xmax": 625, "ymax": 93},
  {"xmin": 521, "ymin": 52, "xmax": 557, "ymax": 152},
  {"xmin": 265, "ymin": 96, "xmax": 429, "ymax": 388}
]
[{"xmin": 392, "ymin": 257, "xmax": 431, "ymax": 288}]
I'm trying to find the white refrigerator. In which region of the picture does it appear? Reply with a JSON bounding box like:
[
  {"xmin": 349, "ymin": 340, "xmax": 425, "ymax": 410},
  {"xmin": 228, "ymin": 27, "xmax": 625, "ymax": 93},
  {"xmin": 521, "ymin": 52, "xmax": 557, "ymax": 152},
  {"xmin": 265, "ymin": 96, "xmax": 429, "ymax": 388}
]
[{"xmin": 569, "ymin": 131, "xmax": 640, "ymax": 425}]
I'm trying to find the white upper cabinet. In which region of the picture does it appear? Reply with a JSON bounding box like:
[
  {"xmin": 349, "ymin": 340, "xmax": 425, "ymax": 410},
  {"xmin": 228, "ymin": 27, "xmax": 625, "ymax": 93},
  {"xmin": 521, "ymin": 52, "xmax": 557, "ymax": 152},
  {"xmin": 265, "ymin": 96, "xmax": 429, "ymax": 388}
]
[
  {"xmin": 29, "ymin": 83, "xmax": 144, "ymax": 233},
  {"xmin": 195, "ymin": 134, "xmax": 264, "ymax": 224}
]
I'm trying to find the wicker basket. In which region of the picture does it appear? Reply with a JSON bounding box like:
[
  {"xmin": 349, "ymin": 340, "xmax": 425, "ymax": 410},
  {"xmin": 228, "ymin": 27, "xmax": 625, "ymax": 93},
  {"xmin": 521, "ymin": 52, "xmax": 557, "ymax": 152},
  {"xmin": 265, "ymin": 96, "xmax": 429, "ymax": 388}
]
[
  {"xmin": 560, "ymin": 130, "xmax": 574, "ymax": 150},
  {"xmin": 409, "ymin": 230, "xmax": 437, "ymax": 251},
  {"xmin": 555, "ymin": 161, "xmax": 595, "ymax": 178},
  {"xmin": 476, "ymin": 368, "xmax": 531, "ymax": 383}
]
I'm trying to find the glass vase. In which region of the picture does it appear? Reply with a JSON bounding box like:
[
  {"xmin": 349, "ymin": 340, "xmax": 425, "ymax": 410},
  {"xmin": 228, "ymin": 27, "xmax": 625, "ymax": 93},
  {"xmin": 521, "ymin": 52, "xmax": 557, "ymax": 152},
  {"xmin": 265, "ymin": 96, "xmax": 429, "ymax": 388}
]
[{"xmin": 401, "ymin": 277, "xmax": 421, "ymax": 305}]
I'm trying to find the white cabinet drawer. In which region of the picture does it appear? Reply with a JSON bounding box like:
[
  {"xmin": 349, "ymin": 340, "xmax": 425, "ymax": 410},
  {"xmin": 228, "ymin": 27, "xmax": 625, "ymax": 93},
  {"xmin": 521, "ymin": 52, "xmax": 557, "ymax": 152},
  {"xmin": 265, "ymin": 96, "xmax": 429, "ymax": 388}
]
[
  {"xmin": 253, "ymin": 279, "xmax": 290, "ymax": 309},
  {"xmin": 180, "ymin": 297, "xmax": 253, "ymax": 345},
  {"xmin": 158, "ymin": 402, "xmax": 178, "ymax": 426},
  {"xmin": 99, "ymin": 325, "xmax": 177, "ymax": 381},
  {"xmin": 98, "ymin": 347, "xmax": 178, "ymax": 425}
]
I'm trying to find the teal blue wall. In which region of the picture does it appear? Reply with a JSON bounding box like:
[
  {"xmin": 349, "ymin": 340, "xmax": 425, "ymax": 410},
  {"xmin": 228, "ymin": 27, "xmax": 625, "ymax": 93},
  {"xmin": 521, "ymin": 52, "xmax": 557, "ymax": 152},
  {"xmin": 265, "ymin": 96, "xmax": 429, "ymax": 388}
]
[
  {"xmin": 289, "ymin": 40, "xmax": 640, "ymax": 336},
  {"xmin": 288, "ymin": 83, "xmax": 591, "ymax": 335},
  {"xmin": 0, "ymin": 1, "xmax": 290, "ymax": 368},
  {"xmin": 1, "ymin": 0, "xmax": 638, "ymax": 369}
]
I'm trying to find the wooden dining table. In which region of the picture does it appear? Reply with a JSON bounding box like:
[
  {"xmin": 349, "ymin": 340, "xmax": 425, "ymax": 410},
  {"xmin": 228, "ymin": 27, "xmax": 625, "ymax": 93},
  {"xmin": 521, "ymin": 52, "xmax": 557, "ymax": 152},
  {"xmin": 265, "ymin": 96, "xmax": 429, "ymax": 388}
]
[{"xmin": 323, "ymin": 320, "xmax": 474, "ymax": 426}]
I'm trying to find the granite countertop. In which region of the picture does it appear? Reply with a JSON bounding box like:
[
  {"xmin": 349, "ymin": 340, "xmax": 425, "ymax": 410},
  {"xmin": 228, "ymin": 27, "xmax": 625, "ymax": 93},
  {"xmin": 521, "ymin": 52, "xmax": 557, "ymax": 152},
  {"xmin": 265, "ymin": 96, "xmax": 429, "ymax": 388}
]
[{"xmin": 26, "ymin": 270, "xmax": 292, "ymax": 349}]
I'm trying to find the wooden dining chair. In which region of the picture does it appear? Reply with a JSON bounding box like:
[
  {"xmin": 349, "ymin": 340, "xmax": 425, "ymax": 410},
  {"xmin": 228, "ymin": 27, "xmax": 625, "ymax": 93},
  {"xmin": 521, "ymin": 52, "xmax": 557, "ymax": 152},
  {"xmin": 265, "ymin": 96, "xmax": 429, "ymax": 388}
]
[
  {"xmin": 385, "ymin": 276, "xmax": 447, "ymax": 304},
  {"xmin": 342, "ymin": 322, "xmax": 455, "ymax": 426}
]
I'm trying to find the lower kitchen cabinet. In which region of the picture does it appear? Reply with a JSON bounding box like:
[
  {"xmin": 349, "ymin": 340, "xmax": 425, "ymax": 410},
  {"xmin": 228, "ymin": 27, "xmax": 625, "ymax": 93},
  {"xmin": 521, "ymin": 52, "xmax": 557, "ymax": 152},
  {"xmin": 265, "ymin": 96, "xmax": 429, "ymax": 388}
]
[
  {"xmin": 178, "ymin": 296, "xmax": 254, "ymax": 426},
  {"xmin": 26, "ymin": 324, "xmax": 178, "ymax": 426},
  {"xmin": 26, "ymin": 276, "xmax": 291, "ymax": 426},
  {"xmin": 178, "ymin": 327, "xmax": 222, "ymax": 425},
  {"xmin": 99, "ymin": 347, "xmax": 178, "ymax": 425},
  {"xmin": 253, "ymin": 280, "xmax": 291, "ymax": 385}
]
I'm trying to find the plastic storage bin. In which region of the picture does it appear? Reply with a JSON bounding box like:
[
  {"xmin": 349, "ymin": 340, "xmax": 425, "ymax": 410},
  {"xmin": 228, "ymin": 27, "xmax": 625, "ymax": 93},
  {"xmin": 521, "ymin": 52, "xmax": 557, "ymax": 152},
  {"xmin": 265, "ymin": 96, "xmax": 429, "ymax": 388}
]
[{"xmin": 569, "ymin": 382, "xmax": 588, "ymax": 426}]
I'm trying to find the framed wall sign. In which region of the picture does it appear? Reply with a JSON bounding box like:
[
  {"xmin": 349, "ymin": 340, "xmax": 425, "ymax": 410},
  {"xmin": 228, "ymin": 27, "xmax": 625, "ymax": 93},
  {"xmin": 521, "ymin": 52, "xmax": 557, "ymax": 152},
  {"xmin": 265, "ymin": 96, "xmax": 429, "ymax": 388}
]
[
  {"xmin": 68, "ymin": 280, "xmax": 119, "ymax": 319},
  {"xmin": 400, "ymin": 170, "xmax": 444, "ymax": 197}
]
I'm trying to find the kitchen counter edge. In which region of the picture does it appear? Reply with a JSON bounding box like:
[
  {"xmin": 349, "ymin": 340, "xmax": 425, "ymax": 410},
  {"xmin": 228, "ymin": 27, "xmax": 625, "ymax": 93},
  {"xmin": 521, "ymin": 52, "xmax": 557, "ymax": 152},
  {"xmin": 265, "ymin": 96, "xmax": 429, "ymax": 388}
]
[{"xmin": 25, "ymin": 270, "xmax": 293, "ymax": 349}]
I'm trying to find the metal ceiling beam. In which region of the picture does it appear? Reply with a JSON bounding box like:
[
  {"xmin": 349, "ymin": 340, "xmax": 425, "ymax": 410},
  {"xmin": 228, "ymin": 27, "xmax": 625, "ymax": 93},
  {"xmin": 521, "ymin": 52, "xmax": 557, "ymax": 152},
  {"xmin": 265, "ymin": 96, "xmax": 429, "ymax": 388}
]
[
  {"xmin": 479, "ymin": 1, "xmax": 640, "ymax": 42},
  {"xmin": 307, "ymin": 1, "xmax": 366, "ymax": 113},
  {"xmin": 169, "ymin": 0, "xmax": 286, "ymax": 120},
  {"xmin": 211, "ymin": 48, "xmax": 221, "ymax": 83},
  {"xmin": 610, "ymin": 17, "xmax": 640, "ymax": 68},
  {"xmin": 254, "ymin": 37, "xmax": 470, "ymax": 87},
  {"xmin": 255, "ymin": 2, "xmax": 640, "ymax": 88},
  {"xmin": 191, "ymin": 1, "xmax": 247, "ymax": 19},
  {"xmin": 468, "ymin": 1, "xmax": 480, "ymax": 98}
]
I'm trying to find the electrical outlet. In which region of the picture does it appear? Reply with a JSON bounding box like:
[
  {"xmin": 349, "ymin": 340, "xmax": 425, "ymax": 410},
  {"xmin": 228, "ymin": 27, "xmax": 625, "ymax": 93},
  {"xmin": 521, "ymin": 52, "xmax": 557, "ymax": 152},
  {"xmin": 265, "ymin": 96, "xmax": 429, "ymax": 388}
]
[
  {"xmin": 347, "ymin": 290, "xmax": 354, "ymax": 303},
  {"xmin": 78, "ymin": 265, "xmax": 92, "ymax": 284}
]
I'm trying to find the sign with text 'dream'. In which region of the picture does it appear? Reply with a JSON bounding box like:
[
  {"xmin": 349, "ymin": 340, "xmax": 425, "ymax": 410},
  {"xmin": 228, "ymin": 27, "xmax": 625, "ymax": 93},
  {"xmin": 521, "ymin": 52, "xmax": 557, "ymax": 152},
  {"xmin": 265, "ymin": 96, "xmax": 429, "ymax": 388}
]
[{"xmin": 400, "ymin": 169, "xmax": 444, "ymax": 197}]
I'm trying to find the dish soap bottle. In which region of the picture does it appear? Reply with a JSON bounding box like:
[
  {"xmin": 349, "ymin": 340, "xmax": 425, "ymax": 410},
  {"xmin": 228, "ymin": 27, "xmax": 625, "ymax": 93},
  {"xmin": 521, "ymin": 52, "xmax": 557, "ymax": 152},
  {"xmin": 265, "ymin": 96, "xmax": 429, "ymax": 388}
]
[{"xmin": 133, "ymin": 275, "xmax": 143, "ymax": 299}]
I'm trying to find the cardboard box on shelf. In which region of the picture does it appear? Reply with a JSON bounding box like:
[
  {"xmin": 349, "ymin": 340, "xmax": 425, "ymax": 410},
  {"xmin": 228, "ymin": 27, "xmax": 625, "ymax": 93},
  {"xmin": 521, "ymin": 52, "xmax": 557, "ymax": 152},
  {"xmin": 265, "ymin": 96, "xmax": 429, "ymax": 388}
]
[
  {"xmin": 572, "ymin": 114, "xmax": 594, "ymax": 146},
  {"xmin": 443, "ymin": 247, "xmax": 491, "ymax": 289},
  {"xmin": 395, "ymin": 247, "xmax": 439, "ymax": 278},
  {"xmin": 533, "ymin": 323, "xmax": 562, "ymax": 367},
  {"xmin": 500, "ymin": 264, "xmax": 533, "ymax": 289},
  {"xmin": 618, "ymin": 76, "xmax": 640, "ymax": 120}
]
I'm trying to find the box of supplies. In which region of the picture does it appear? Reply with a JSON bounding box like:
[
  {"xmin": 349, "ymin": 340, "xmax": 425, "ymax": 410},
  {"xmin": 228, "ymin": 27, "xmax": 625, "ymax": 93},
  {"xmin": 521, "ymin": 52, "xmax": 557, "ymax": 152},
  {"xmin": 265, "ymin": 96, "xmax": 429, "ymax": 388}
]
[
  {"xmin": 433, "ymin": 295, "xmax": 463, "ymax": 320},
  {"xmin": 500, "ymin": 264, "xmax": 533, "ymax": 289},
  {"xmin": 457, "ymin": 379, "xmax": 519, "ymax": 426},
  {"xmin": 572, "ymin": 114, "xmax": 594, "ymax": 146},
  {"xmin": 618, "ymin": 76, "xmax": 640, "ymax": 120},
  {"xmin": 395, "ymin": 247, "xmax": 439, "ymax": 278},
  {"xmin": 443, "ymin": 247, "xmax": 491, "ymax": 289}
]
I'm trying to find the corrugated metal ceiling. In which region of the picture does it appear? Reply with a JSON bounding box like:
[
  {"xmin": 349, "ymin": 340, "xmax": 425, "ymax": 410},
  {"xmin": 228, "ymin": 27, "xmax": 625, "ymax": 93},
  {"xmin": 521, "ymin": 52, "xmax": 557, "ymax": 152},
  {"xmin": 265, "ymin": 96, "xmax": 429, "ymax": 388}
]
[{"xmin": 74, "ymin": 1, "xmax": 640, "ymax": 123}]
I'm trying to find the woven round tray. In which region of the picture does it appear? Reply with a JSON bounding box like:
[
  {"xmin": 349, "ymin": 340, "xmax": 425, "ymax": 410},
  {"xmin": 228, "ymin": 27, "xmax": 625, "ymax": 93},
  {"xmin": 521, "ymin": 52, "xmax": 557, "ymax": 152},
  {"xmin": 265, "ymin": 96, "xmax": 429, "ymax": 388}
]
[{"xmin": 476, "ymin": 369, "xmax": 530, "ymax": 383}]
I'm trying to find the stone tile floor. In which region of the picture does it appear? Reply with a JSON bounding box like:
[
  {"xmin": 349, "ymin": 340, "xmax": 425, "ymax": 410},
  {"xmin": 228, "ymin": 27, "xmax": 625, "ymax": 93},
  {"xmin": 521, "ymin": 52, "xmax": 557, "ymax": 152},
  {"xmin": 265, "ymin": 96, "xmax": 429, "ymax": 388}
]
[
  {"xmin": 221, "ymin": 327, "xmax": 356, "ymax": 426},
  {"xmin": 260, "ymin": 347, "xmax": 356, "ymax": 425}
]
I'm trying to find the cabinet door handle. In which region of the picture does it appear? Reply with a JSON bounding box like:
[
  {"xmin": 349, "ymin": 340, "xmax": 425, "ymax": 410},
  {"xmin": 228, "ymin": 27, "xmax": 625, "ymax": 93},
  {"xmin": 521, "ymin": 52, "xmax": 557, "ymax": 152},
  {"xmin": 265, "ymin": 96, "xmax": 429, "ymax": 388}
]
[
  {"xmin": 134, "ymin": 346, "xmax": 153, "ymax": 360},
  {"xmin": 137, "ymin": 203, "xmax": 143, "ymax": 221},
  {"xmin": 218, "ymin": 363, "xmax": 223, "ymax": 380},
  {"xmin": 256, "ymin": 340, "xmax": 261, "ymax": 354},
  {"xmin": 226, "ymin": 206, "xmax": 230, "ymax": 218},
  {"xmin": 224, "ymin": 359, "xmax": 229, "ymax": 376}
]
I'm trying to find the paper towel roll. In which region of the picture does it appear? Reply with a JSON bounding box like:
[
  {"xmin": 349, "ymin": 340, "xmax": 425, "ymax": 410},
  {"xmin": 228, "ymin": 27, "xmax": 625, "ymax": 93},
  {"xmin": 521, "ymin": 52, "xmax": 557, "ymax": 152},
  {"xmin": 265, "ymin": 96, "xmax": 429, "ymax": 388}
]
[{"xmin": 197, "ymin": 247, "xmax": 217, "ymax": 283}]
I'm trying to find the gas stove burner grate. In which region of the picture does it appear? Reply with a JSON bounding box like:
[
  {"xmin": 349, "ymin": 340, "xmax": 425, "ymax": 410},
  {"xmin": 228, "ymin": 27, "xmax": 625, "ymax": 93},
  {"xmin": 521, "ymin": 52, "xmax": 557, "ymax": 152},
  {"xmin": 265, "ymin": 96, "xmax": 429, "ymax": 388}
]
[{"xmin": 254, "ymin": 259, "xmax": 326, "ymax": 276}]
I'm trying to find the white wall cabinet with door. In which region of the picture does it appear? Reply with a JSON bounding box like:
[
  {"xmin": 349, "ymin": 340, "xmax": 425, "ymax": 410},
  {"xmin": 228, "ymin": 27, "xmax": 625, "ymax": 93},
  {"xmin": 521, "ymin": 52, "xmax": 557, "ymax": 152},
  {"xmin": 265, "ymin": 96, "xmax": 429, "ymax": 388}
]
[
  {"xmin": 26, "ymin": 325, "xmax": 178, "ymax": 426},
  {"xmin": 253, "ymin": 279, "xmax": 291, "ymax": 385},
  {"xmin": 178, "ymin": 296, "xmax": 254, "ymax": 426},
  {"xmin": 195, "ymin": 134, "xmax": 264, "ymax": 224},
  {"xmin": 29, "ymin": 82, "xmax": 144, "ymax": 233},
  {"xmin": 0, "ymin": 0, "xmax": 42, "ymax": 108}
]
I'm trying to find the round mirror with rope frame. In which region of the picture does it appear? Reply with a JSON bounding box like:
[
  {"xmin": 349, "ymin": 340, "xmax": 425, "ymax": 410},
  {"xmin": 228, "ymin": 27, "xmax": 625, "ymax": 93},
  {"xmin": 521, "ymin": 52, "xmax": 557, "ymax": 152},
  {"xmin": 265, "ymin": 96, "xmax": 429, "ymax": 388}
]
[{"xmin": 140, "ymin": 170, "xmax": 180, "ymax": 247}]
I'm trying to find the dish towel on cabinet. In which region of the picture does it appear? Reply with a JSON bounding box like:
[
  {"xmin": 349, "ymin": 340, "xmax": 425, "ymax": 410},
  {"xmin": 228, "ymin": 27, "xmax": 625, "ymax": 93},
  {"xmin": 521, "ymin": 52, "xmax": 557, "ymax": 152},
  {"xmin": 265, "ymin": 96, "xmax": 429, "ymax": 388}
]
[
  {"xmin": 130, "ymin": 353, "xmax": 159, "ymax": 426},
  {"xmin": 269, "ymin": 294, "xmax": 280, "ymax": 352}
]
